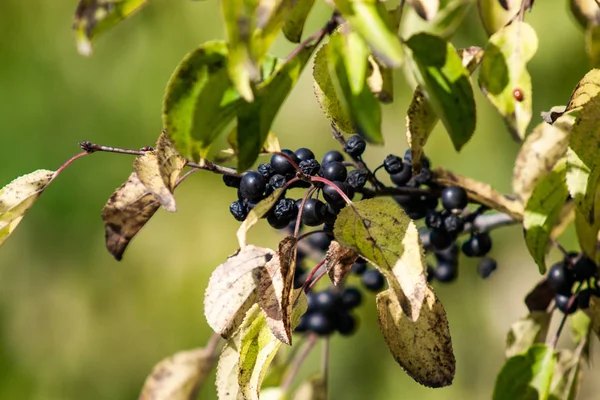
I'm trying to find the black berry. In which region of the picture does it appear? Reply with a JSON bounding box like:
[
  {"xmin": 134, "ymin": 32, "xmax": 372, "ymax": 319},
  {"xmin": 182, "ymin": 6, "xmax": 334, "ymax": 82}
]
[
  {"xmin": 361, "ymin": 269, "xmax": 385, "ymax": 292},
  {"xmin": 351, "ymin": 259, "xmax": 367, "ymax": 275},
  {"xmin": 335, "ymin": 312, "xmax": 357, "ymax": 335},
  {"xmin": 478, "ymin": 257, "xmax": 497, "ymax": 279},
  {"xmin": 441, "ymin": 186, "xmax": 468, "ymax": 211},
  {"xmin": 547, "ymin": 262, "xmax": 574, "ymax": 295},
  {"xmin": 425, "ymin": 211, "xmax": 444, "ymax": 230},
  {"xmin": 300, "ymin": 198, "xmax": 326, "ymax": 226},
  {"xmin": 257, "ymin": 163, "xmax": 275, "ymax": 180},
  {"xmin": 414, "ymin": 168, "xmax": 432, "ymax": 185},
  {"xmin": 295, "ymin": 147, "xmax": 315, "ymax": 162},
  {"xmin": 573, "ymin": 255, "xmax": 597, "ymax": 281},
  {"xmin": 229, "ymin": 200, "xmax": 248, "ymax": 221},
  {"xmin": 322, "ymin": 150, "xmax": 344, "ymax": 165},
  {"xmin": 341, "ymin": 287, "xmax": 362, "ymax": 309},
  {"xmin": 555, "ymin": 293, "xmax": 579, "ymax": 314},
  {"xmin": 273, "ymin": 198, "xmax": 298, "ymax": 221},
  {"xmin": 268, "ymin": 174, "xmax": 287, "ymax": 190},
  {"xmin": 271, "ymin": 150, "xmax": 299, "ymax": 177},
  {"xmin": 443, "ymin": 213, "xmax": 464, "ymax": 235},
  {"xmin": 307, "ymin": 232, "xmax": 333, "ymax": 251},
  {"xmin": 462, "ymin": 232, "xmax": 492, "ymax": 257},
  {"xmin": 346, "ymin": 169, "xmax": 367, "ymax": 190},
  {"xmin": 429, "ymin": 229, "xmax": 453, "ymax": 251},
  {"xmin": 239, "ymin": 171, "xmax": 266, "ymax": 201},
  {"xmin": 306, "ymin": 313, "xmax": 334, "ymax": 335},
  {"xmin": 295, "ymin": 314, "xmax": 309, "ymax": 333},
  {"xmin": 323, "ymin": 181, "xmax": 352, "ymax": 209},
  {"xmin": 313, "ymin": 290, "xmax": 340, "ymax": 314},
  {"xmin": 404, "ymin": 149, "xmax": 431, "ymax": 169},
  {"xmin": 579, "ymin": 288, "xmax": 593, "ymax": 309},
  {"xmin": 320, "ymin": 161, "xmax": 348, "ymax": 182},
  {"xmin": 345, "ymin": 135, "xmax": 366, "ymax": 157},
  {"xmin": 435, "ymin": 261, "xmax": 458, "ymax": 283},
  {"xmin": 223, "ymin": 175, "xmax": 242, "ymax": 188},
  {"xmin": 299, "ymin": 159, "xmax": 320, "ymax": 176},
  {"xmin": 267, "ymin": 212, "xmax": 290, "ymax": 229},
  {"xmin": 384, "ymin": 154, "xmax": 403, "ymax": 174},
  {"xmin": 390, "ymin": 167, "xmax": 412, "ymax": 186},
  {"xmin": 322, "ymin": 204, "xmax": 339, "ymax": 225}
]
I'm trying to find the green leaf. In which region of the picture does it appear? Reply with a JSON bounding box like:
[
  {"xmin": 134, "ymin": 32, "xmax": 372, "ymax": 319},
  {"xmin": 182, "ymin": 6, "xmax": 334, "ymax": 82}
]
[
  {"xmin": 493, "ymin": 344, "xmax": 557, "ymax": 400},
  {"xmin": 334, "ymin": 198, "xmax": 455, "ymax": 386},
  {"xmin": 505, "ymin": 312, "xmax": 551, "ymax": 358},
  {"xmin": 407, "ymin": 0, "xmax": 439, "ymax": 21},
  {"xmin": 402, "ymin": 0, "xmax": 473, "ymax": 39},
  {"xmin": 478, "ymin": 22, "xmax": 538, "ymax": 140},
  {"xmin": 73, "ymin": 0, "xmax": 149, "ymax": 56},
  {"xmin": 162, "ymin": 41, "xmax": 243, "ymax": 160},
  {"xmin": 566, "ymin": 94, "xmax": 600, "ymax": 258},
  {"xmin": 513, "ymin": 118, "xmax": 573, "ymax": 203},
  {"xmin": 238, "ymin": 293, "xmax": 308, "ymax": 400},
  {"xmin": 0, "ymin": 170, "xmax": 55, "ymax": 248},
  {"xmin": 406, "ymin": 33, "xmax": 476, "ymax": 151},
  {"xmin": 406, "ymin": 46, "xmax": 483, "ymax": 171},
  {"xmin": 282, "ymin": 0, "xmax": 315, "ymax": 43},
  {"xmin": 204, "ymin": 245, "xmax": 274, "ymax": 338},
  {"xmin": 586, "ymin": 25, "xmax": 600, "ymax": 68},
  {"xmin": 332, "ymin": 0, "xmax": 404, "ymax": 67},
  {"xmin": 313, "ymin": 43, "xmax": 355, "ymax": 134},
  {"xmin": 477, "ymin": 0, "xmax": 521, "ymax": 36},
  {"xmin": 583, "ymin": 295, "xmax": 600, "ymax": 341},
  {"xmin": 236, "ymin": 47, "xmax": 314, "ymax": 171},
  {"xmin": 328, "ymin": 31, "xmax": 383, "ymax": 144},
  {"xmin": 570, "ymin": 310, "xmax": 591, "ymax": 344},
  {"xmin": 524, "ymin": 159, "xmax": 569, "ymax": 273}
]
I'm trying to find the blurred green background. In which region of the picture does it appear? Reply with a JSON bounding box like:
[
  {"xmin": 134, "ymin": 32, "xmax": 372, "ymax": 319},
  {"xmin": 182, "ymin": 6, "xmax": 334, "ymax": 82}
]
[{"xmin": 0, "ymin": 0, "xmax": 598, "ymax": 399}]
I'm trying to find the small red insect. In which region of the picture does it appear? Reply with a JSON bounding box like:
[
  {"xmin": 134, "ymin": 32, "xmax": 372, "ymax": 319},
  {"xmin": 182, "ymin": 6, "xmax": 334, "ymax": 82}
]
[{"xmin": 513, "ymin": 88, "xmax": 524, "ymax": 102}]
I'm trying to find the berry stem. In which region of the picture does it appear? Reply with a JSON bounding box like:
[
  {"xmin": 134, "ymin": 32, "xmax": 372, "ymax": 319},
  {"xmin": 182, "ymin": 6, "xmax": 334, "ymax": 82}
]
[
  {"xmin": 550, "ymin": 282, "xmax": 583, "ymax": 349},
  {"xmin": 53, "ymin": 151, "xmax": 90, "ymax": 179},
  {"xmin": 321, "ymin": 337, "xmax": 330, "ymax": 397},
  {"xmin": 281, "ymin": 334, "xmax": 319, "ymax": 394},
  {"xmin": 311, "ymin": 176, "xmax": 353, "ymax": 205},
  {"xmin": 303, "ymin": 258, "xmax": 327, "ymax": 293}
]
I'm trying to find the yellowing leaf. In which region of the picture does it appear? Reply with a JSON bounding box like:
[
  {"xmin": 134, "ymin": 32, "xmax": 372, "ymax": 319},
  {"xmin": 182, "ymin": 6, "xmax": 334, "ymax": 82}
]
[
  {"xmin": 325, "ymin": 240, "xmax": 359, "ymax": 285},
  {"xmin": 101, "ymin": 173, "xmax": 160, "ymax": 260},
  {"xmin": 156, "ymin": 131, "xmax": 187, "ymax": 191},
  {"xmin": 139, "ymin": 347, "xmax": 215, "ymax": 400},
  {"xmin": 258, "ymin": 237, "xmax": 298, "ymax": 345},
  {"xmin": 433, "ymin": 168, "xmax": 524, "ymax": 220},
  {"xmin": 565, "ymin": 69, "xmax": 600, "ymax": 113},
  {"xmin": 366, "ymin": 55, "xmax": 394, "ymax": 103},
  {"xmin": 282, "ymin": 0, "xmax": 315, "ymax": 43},
  {"xmin": 505, "ymin": 312, "xmax": 551, "ymax": 358},
  {"xmin": 523, "ymin": 159, "xmax": 569, "ymax": 273},
  {"xmin": 204, "ymin": 245, "xmax": 274, "ymax": 338},
  {"xmin": 477, "ymin": 0, "xmax": 521, "ymax": 36},
  {"xmin": 237, "ymin": 188, "xmax": 285, "ymax": 248},
  {"xmin": 513, "ymin": 118, "xmax": 573, "ymax": 203},
  {"xmin": 550, "ymin": 349, "xmax": 584, "ymax": 400},
  {"xmin": 402, "ymin": 0, "xmax": 473, "ymax": 40},
  {"xmin": 0, "ymin": 169, "xmax": 55, "ymax": 248},
  {"xmin": 583, "ymin": 287, "xmax": 600, "ymax": 340},
  {"xmin": 478, "ymin": 22, "xmax": 538, "ymax": 140},
  {"xmin": 73, "ymin": 0, "xmax": 148, "ymax": 56},
  {"xmin": 377, "ymin": 288, "xmax": 455, "ymax": 387}
]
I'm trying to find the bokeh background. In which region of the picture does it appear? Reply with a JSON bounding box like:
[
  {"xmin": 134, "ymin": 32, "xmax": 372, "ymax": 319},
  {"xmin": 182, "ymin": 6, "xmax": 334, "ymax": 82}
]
[{"xmin": 0, "ymin": 1, "xmax": 598, "ymax": 399}]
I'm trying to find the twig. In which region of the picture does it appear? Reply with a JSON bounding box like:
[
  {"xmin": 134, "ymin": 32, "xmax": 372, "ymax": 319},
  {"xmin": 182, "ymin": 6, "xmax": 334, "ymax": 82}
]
[
  {"xmin": 188, "ymin": 332, "xmax": 223, "ymax": 400},
  {"xmin": 281, "ymin": 334, "xmax": 319, "ymax": 393},
  {"xmin": 321, "ymin": 338, "xmax": 330, "ymax": 398},
  {"xmin": 469, "ymin": 212, "xmax": 517, "ymax": 233}
]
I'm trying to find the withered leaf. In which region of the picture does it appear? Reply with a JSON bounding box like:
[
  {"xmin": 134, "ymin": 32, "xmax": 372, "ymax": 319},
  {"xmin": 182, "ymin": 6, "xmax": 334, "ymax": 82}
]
[
  {"xmin": 432, "ymin": 167, "xmax": 524, "ymax": 220},
  {"xmin": 156, "ymin": 131, "xmax": 187, "ymax": 192},
  {"xmin": 139, "ymin": 347, "xmax": 215, "ymax": 400},
  {"xmin": 204, "ymin": 245, "xmax": 274, "ymax": 338},
  {"xmin": 325, "ymin": 240, "xmax": 359, "ymax": 285},
  {"xmin": 376, "ymin": 288, "xmax": 455, "ymax": 387},
  {"xmin": 134, "ymin": 152, "xmax": 178, "ymax": 213},
  {"xmin": 237, "ymin": 188, "xmax": 285, "ymax": 248},
  {"xmin": 505, "ymin": 312, "xmax": 551, "ymax": 358},
  {"xmin": 258, "ymin": 236, "xmax": 298, "ymax": 345},
  {"xmin": 101, "ymin": 172, "xmax": 161, "ymax": 261},
  {"xmin": 583, "ymin": 294, "xmax": 600, "ymax": 341}
]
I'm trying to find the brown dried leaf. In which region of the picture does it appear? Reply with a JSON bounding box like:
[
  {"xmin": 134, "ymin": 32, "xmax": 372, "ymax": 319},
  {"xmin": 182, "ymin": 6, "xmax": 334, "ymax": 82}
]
[
  {"xmin": 513, "ymin": 119, "xmax": 573, "ymax": 203},
  {"xmin": 134, "ymin": 152, "xmax": 178, "ymax": 212},
  {"xmin": 541, "ymin": 106, "xmax": 567, "ymax": 124},
  {"xmin": 258, "ymin": 236, "xmax": 298, "ymax": 345},
  {"xmin": 458, "ymin": 46, "xmax": 485, "ymax": 72},
  {"xmin": 367, "ymin": 56, "xmax": 394, "ymax": 103},
  {"xmin": 139, "ymin": 347, "xmax": 215, "ymax": 400},
  {"xmin": 237, "ymin": 188, "xmax": 285, "ymax": 248},
  {"xmin": 156, "ymin": 131, "xmax": 187, "ymax": 191},
  {"xmin": 204, "ymin": 245, "xmax": 274, "ymax": 338},
  {"xmin": 325, "ymin": 240, "xmax": 359, "ymax": 285},
  {"xmin": 101, "ymin": 172, "xmax": 161, "ymax": 260},
  {"xmin": 505, "ymin": 312, "xmax": 551, "ymax": 358},
  {"xmin": 376, "ymin": 288, "xmax": 455, "ymax": 388},
  {"xmin": 432, "ymin": 167, "xmax": 524, "ymax": 220}
]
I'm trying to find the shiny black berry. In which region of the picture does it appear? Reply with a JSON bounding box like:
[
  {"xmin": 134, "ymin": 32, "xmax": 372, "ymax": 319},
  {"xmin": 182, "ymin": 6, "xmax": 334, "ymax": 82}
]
[
  {"xmin": 478, "ymin": 257, "xmax": 497, "ymax": 279},
  {"xmin": 462, "ymin": 232, "xmax": 492, "ymax": 257},
  {"xmin": 322, "ymin": 204, "xmax": 339, "ymax": 225},
  {"xmin": 323, "ymin": 181, "xmax": 352, "ymax": 209},
  {"xmin": 435, "ymin": 261, "xmax": 458, "ymax": 283},
  {"xmin": 429, "ymin": 229, "xmax": 453, "ymax": 251},
  {"xmin": 306, "ymin": 313, "xmax": 334, "ymax": 335},
  {"xmin": 390, "ymin": 167, "xmax": 412, "ymax": 186},
  {"xmin": 271, "ymin": 150, "xmax": 299, "ymax": 176},
  {"xmin": 435, "ymin": 243, "xmax": 459, "ymax": 265},
  {"xmin": 573, "ymin": 255, "xmax": 597, "ymax": 281},
  {"xmin": 341, "ymin": 287, "xmax": 362, "ymax": 309},
  {"xmin": 414, "ymin": 168, "xmax": 432, "ymax": 186},
  {"xmin": 362, "ymin": 269, "xmax": 385, "ymax": 292},
  {"xmin": 229, "ymin": 200, "xmax": 248, "ymax": 221},
  {"xmin": 351, "ymin": 259, "xmax": 367, "ymax": 275},
  {"xmin": 320, "ymin": 161, "xmax": 348, "ymax": 182},
  {"xmin": 322, "ymin": 150, "xmax": 344, "ymax": 165},
  {"xmin": 555, "ymin": 293, "xmax": 578, "ymax": 314},
  {"xmin": 295, "ymin": 147, "xmax": 315, "ymax": 162},
  {"xmin": 299, "ymin": 159, "xmax": 320, "ymax": 176},
  {"xmin": 313, "ymin": 291, "xmax": 340, "ymax": 314},
  {"xmin": 295, "ymin": 314, "xmax": 309, "ymax": 333},
  {"xmin": 384, "ymin": 154, "xmax": 403, "ymax": 174},
  {"xmin": 441, "ymin": 186, "xmax": 468, "ymax": 211},
  {"xmin": 239, "ymin": 171, "xmax": 266, "ymax": 201},
  {"xmin": 579, "ymin": 288, "xmax": 594, "ymax": 309},
  {"xmin": 346, "ymin": 169, "xmax": 367, "ymax": 190},
  {"xmin": 547, "ymin": 262, "xmax": 574, "ymax": 295},
  {"xmin": 257, "ymin": 163, "xmax": 275, "ymax": 180},
  {"xmin": 335, "ymin": 312, "xmax": 357, "ymax": 335},
  {"xmin": 267, "ymin": 213, "xmax": 290, "ymax": 229},
  {"xmin": 307, "ymin": 232, "xmax": 333, "ymax": 251},
  {"xmin": 345, "ymin": 135, "xmax": 366, "ymax": 157},
  {"xmin": 300, "ymin": 198, "xmax": 326, "ymax": 226},
  {"xmin": 223, "ymin": 175, "xmax": 242, "ymax": 188}
]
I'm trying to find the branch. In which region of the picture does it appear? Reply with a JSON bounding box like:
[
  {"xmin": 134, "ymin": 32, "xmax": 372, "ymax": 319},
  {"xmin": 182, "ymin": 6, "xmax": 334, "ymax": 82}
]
[{"xmin": 285, "ymin": 12, "xmax": 340, "ymax": 63}]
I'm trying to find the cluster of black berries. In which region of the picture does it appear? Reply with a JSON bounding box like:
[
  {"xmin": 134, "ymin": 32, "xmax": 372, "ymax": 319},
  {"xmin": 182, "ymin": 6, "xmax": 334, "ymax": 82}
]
[
  {"xmin": 547, "ymin": 253, "xmax": 600, "ymax": 314},
  {"xmin": 225, "ymin": 136, "xmax": 371, "ymax": 229},
  {"xmin": 350, "ymin": 257, "xmax": 386, "ymax": 292},
  {"xmin": 295, "ymin": 287, "xmax": 362, "ymax": 336},
  {"xmin": 418, "ymin": 186, "xmax": 497, "ymax": 283}
]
